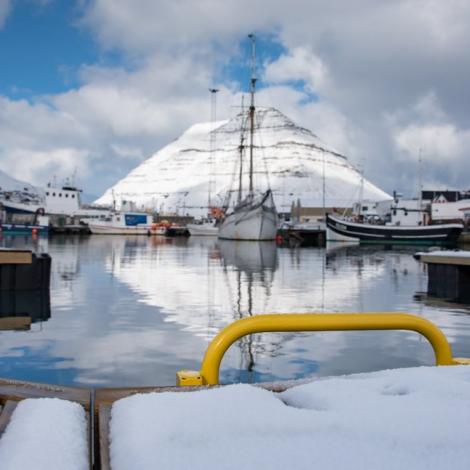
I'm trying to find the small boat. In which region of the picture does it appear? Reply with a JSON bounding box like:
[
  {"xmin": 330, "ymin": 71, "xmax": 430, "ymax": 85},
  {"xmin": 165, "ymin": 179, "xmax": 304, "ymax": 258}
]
[
  {"xmin": 88, "ymin": 212, "xmax": 155, "ymax": 235},
  {"xmin": 187, "ymin": 218, "xmax": 218, "ymax": 236},
  {"xmin": 326, "ymin": 213, "xmax": 463, "ymax": 245}
]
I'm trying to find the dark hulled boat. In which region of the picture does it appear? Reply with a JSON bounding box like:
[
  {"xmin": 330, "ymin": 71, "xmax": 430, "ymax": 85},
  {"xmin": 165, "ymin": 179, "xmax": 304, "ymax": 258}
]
[{"xmin": 326, "ymin": 214, "xmax": 463, "ymax": 245}]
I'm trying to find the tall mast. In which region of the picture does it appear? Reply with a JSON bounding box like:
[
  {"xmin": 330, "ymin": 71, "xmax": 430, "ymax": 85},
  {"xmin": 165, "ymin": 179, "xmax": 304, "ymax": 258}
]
[
  {"xmin": 418, "ymin": 147, "xmax": 423, "ymax": 212},
  {"xmin": 238, "ymin": 95, "xmax": 245, "ymax": 203},
  {"xmin": 248, "ymin": 33, "xmax": 256, "ymax": 195},
  {"xmin": 322, "ymin": 150, "xmax": 326, "ymax": 219},
  {"xmin": 208, "ymin": 88, "xmax": 219, "ymax": 210}
]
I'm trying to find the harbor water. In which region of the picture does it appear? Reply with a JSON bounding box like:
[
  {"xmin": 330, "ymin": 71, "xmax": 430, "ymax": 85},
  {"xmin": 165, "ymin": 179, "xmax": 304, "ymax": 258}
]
[{"xmin": 1, "ymin": 235, "xmax": 470, "ymax": 387}]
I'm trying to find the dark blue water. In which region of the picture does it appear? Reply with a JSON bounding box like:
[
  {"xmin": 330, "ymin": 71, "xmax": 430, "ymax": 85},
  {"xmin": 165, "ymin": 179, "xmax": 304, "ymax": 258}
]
[{"xmin": 1, "ymin": 235, "xmax": 469, "ymax": 387}]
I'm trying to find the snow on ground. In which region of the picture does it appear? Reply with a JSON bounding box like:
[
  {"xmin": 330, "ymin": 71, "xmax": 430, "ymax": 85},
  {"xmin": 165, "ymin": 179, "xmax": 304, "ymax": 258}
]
[
  {"xmin": 0, "ymin": 398, "xmax": 88, "ymax": 470},
  {"xmin": 110, "ymin": 366, "xmax": 470, "ymax": 470}
]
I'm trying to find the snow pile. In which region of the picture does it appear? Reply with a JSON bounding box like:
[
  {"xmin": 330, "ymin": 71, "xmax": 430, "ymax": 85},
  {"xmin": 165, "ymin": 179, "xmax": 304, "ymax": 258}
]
[
  {"xmin": 96, "ymin": 108, "xmax": 391, "ymax": 215},
  {"xmin": 0, "ymin": 398, "xmax": 88, "ymax": 470},
  {"xmin": 110, "ymin": 366, "xmax": 470, "ymax": 470}
]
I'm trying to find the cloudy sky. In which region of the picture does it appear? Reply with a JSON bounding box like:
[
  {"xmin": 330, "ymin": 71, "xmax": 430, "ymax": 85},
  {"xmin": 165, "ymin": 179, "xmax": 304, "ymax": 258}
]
[{"xmin": 0, "ymin": 0, "xmax": 469, "ymax": 199}]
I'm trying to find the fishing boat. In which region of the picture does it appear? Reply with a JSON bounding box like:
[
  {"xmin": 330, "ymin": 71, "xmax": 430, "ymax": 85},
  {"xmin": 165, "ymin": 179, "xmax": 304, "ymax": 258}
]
[
  {"xmin": 326, "ymin": 213, "xmax": 463, "ymax": 244},
  {"xmin": 187, "ymin": 218, "xmax": 219, "ymax": 236},
  {"xmin": 218, "ymin": 34, "xmax": 278, "ymax": 241},
  {"xmin": 88, "ymin": 212, "xmax": 157, "ymax": 235}
]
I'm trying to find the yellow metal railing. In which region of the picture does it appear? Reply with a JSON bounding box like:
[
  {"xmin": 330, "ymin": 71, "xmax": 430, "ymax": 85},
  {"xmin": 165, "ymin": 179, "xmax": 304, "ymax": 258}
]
[{"xmin": 177, "ymin": 313, "xmax": 470, "ymax": 386}]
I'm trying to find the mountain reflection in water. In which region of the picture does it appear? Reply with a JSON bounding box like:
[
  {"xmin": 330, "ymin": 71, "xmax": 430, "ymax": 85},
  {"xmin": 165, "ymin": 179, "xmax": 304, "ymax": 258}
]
[{"xmin": 0, "ymin": 235, "xmax": 469, "ymax": 387}]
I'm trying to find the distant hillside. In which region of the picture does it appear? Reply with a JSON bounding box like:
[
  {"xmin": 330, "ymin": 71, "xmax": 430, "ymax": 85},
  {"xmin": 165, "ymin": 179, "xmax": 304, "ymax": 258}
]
[{"xmin": 0, "ymin": 169, "xmax": 36, "ymax": 192}]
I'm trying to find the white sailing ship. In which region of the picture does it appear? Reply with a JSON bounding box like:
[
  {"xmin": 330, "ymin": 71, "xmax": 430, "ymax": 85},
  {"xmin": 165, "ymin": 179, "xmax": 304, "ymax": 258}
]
[{"xmin": 218, "ymin": 34, "xmax": 278, "ymax": 241}]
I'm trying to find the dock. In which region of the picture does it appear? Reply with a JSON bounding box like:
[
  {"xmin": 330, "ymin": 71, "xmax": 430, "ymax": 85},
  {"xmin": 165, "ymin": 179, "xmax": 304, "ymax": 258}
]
[
  {"xmin": 276, "ymin": 226, "xmax": 326, "ymax": 247},
  {"xmin": 0, "ymin": 249, "xmax": 51, "ymax": 291},
  {"xmin": 415, "ymin": 251, "xmax": 470, "ymax": 302}
]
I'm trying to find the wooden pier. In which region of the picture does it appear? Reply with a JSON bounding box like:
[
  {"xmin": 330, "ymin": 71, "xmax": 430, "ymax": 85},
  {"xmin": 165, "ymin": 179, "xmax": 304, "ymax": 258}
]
[{"xmin": 0, "ymin": 378, "xmax": 92, "ymax": 468}]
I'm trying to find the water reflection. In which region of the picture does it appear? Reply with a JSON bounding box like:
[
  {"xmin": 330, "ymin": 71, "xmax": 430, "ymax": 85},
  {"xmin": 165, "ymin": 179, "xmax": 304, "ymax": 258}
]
[
  {"xmin": 0, "ymin": 235, "xmax": 469, "ymax": 387},
  {"xmin": 0, "ymin": 290, "xmax": 51, "ymax": 331},
  {"xmin": 218, "ymin": 241, "xmax": 278, "ymax": 380}
]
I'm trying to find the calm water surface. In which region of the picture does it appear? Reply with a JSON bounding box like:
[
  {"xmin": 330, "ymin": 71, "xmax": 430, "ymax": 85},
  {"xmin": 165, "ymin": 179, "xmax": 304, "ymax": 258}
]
[{"xmin": 1, "ymin": 235, "xmax": 469, "ymax": 387}]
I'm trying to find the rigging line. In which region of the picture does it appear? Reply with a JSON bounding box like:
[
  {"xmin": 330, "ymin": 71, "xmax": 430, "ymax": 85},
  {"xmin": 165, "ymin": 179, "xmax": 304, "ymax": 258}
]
[{"xmin": 254, "ymin": 110, "xmax": 273, "ymax": 192}]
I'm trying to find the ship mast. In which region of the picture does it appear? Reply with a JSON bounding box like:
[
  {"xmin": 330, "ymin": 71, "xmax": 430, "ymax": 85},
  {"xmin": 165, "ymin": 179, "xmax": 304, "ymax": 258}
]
[
  {"xmin": 248, "ymin": 33, "xmax": 256, "ymax": 196},
  {"xmin": 208, "ymin": 88, "xmax": 219, "ymax": 211},
  {"xmin": 238, "ymin": 95, "xmax": 245, "ymax": 203}
]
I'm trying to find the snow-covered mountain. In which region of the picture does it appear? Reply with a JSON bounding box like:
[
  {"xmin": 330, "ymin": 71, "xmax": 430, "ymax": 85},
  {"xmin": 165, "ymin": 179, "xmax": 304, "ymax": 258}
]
[
  {"xmin": 96, "ymin": 108, "xmax": 391, "ymax": 214},
  {"xmin": 0, "ymin": 169, "xmax": 36, "ymax": 192}
]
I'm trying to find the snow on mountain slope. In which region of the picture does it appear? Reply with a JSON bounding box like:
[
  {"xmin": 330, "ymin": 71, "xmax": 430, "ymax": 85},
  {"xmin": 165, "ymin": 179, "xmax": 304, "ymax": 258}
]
[
  {"xmin": 0, "ymin": 169, "xmax": 36, "ymax": 192},
  {"xmin": 96, "ymin": 108, "xmax": 391, "ymax": 214}
]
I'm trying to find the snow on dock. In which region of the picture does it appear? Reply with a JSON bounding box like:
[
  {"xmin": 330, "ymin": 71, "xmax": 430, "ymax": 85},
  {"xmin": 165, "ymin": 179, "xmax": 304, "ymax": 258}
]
[
  {"xmin": 107, "ymin": 366, "xmax": 470, "ymax": 470},
  {"xmin": 0, "ymin": 398, "xmax": 88, "ymax": 470}
]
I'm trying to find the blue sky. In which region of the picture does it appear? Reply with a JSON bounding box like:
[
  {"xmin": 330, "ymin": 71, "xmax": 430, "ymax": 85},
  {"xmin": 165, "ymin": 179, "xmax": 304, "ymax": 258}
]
[
  {"xmin": 0, "ymin": 1, "xmax": 96, "ymax": 96},
  {"xmin": 0, "ymin": 2, "xmax": 289, "ymax": 98},
  {"xmin": 0, "ymin": 0, "xmax": 469, "ymax": 199}
]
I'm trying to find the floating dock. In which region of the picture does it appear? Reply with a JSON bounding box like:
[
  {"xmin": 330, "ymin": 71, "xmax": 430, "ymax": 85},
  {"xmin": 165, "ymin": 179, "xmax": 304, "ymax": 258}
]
[
  {"xmin": 276, "ymin": 227, "xmax": 326, "ymax": 247},
  {"xmin": 0, "ymin": 249, "xmax": 51, "ymax": 291},
  {"xmin": 415, "ymin": 251, "xmax": 470, "ymax": 302}
]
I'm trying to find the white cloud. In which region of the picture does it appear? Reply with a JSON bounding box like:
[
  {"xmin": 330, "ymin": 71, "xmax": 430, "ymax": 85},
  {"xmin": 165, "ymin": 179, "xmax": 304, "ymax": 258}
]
[
  {"xmin": 2, "ymin": 0, "xmax": 470, "ymax": 197},
  {"xmin": 0, "ymin": 0, "xmax": 10, "ymax": 29},
  {"xmin": 264, "ymin": 47, "xmax": 329, "ymax": 94},
  {"xmin": 395, "ymin": 124, "xmax": 467, "ymax": 160}
]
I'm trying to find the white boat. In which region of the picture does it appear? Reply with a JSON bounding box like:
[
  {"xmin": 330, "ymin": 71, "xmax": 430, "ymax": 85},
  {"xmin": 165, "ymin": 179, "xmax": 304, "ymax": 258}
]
[
  {"xmin": 218, "ymin": 191, "xmax": 277, "ymax": 240},
  {"xmin": 88, "ymin": 212, "xmax": 157, "ymax": 235},
  {"xmin": 217, "ymin": 34, "xmax": 278, "ymax": 241},
  {"xmin": 0, "ymin": 178, "xmax": 111, "ymax": 220},
  {"xmin": 187, "ymin": 219, "xmax": 219, "ymax": 236}
]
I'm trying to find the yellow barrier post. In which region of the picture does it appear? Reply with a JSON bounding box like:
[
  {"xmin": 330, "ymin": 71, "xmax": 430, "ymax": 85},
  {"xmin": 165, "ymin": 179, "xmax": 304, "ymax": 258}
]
[{"xmin": 177, "ymin": 313, "xmax": 468, "ymax": 386}]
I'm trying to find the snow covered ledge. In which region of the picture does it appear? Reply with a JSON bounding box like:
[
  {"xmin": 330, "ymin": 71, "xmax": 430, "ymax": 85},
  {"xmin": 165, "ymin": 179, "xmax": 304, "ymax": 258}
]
[
  {"xmin": 109, "ymin": 366, "xmax": 470, "ymax": 470},
  {"xmin": 0, "ymin": 398, "xmax": 89, "ymax": 470}
]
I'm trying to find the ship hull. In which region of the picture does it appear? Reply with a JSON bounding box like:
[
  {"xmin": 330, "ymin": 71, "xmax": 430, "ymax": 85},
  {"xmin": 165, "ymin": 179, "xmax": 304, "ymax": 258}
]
[
  {"xmin": 218, "ymin": 191, "xmax": 278, "ymax": 241},
  {"xmin": 0, "ymin": 224, "xmax": 49, "ymax": 235},
  {"xmin": 326, "ymin": 214, "xmax": 463, "ymax": 245},
  {"xmin": 88, "ymin": 224, "xmax": 152, "ymax": 235},
  {"xmin": 187, "ymin": 222, "xmax": 218, "ymax": 236}
]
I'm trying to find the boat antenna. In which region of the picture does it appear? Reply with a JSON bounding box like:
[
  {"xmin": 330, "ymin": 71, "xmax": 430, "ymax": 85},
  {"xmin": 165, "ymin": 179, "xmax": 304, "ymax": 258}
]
[
  {"xmin": 238, "ymin": 95, "xmax": 246, "ymax": 203},
  {"xmin": 248, "ymin": 33, "xmax": 256, "ymax": 195},
  {"xmin": 208, "ymin": 87, "xmax": 219, "ymax": 211},
  {"xmin": 322, "ymin": 149, "xmax": 326, "ymax": 220},
  {"xmin": 418, "ymin": 147, "xmax": 423, "ymax": 216},
  {"xmin": 359, "ymin": 160, "xmax": 364, "ymax": 217}
]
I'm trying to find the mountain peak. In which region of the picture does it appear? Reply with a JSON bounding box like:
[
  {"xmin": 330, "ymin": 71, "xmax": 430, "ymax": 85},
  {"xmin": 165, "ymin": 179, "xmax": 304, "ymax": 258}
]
[{"xmin": 96, "ymin": 108, "xmax": 390, "ymax": 214}]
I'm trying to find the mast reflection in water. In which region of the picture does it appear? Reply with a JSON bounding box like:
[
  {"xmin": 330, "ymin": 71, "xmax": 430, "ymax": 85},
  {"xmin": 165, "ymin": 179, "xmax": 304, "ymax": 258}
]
[
  {"xmin": 218, "ymin": 241, "xmax": 278, "ymax": 382},
  {"xmin": 0, "ymin": 235, "xmax": 470, "ymax": 387}
]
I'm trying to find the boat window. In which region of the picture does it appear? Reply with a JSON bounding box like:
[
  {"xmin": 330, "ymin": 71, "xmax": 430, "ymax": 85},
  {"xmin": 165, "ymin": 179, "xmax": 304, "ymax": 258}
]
[
  {"xmin": 52, "ymin": 192, "xmax": 56, "ymax": 196},
  {"xmin": 72, "ymin": 194, "xmax": 75, "ymax": 198},
  {"xmin": 59, "ymin": 193, "xmax": 62, "ymax": 197},
  {"xmin": 65, "ymin": 194, "xmax": 69, "ymax": 198},
  {"xmin": 46, "ymin": 192, "xmax": 49, "ymax": 196}
]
